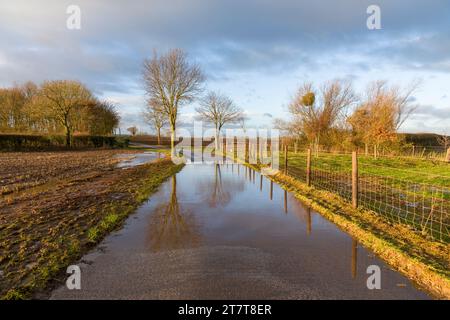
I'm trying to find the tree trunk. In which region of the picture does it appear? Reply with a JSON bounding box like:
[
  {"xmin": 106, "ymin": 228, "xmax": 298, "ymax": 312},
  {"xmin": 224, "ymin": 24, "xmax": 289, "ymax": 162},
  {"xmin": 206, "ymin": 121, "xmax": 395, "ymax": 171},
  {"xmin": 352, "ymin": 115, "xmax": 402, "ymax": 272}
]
[
  {"xmin": 170, "ymin": 124, "xmax": 176, "ymax": 158},
  {"xmin": 215, "ymin": 125, "xmax": 220, "ymax": 153},
  {"xmin": 315, "ymin": 136, "xmax": 320, "ymax": 157},
  {"xmin": 157, "ymin": 127, "xmax": 161, "ymax": 145},
  {"xmin": 64, "ymin": 124, "xmax": 71, "ymax": 147}
]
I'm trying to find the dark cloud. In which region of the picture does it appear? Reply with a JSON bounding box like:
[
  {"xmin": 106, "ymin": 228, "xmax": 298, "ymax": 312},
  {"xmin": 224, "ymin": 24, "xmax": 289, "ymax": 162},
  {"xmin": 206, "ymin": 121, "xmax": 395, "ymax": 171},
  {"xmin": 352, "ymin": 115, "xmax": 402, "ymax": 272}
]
[
  {"xmin": 1, "ymin": 0, "xmax": 449, "ymax": 132},
  {"xmin": 1, "ymin": 0, "xmax": 449, "ymax": 90}
]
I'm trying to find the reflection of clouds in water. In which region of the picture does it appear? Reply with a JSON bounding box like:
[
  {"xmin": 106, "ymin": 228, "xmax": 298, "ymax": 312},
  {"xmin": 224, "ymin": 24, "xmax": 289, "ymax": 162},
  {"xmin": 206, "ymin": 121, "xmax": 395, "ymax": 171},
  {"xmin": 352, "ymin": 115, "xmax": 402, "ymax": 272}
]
[
  {"xmin": 195, "ymin": 164, "xmax": 246, "ymax": 208},
  {"xmin": 147, "ymin": 175, "xmax": 201, "ymax": 252}
]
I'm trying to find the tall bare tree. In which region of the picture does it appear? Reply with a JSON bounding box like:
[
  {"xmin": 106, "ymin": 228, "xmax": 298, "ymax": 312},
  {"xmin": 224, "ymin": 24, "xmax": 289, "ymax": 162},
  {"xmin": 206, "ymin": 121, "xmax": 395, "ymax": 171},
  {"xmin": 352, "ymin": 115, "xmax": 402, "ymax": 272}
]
[
  {"xmin": 36, "ymin": 80, "xmax": 92, "ymax": 146},
  {"xmin": 142, "ymin": 99, "xmax": 168, "ymax": 145},
  {"xmin": 348, "ymin": 80, "xmax": 419, "ymax": 157},
  {"xmin": 143, "ymin": 49, "xmax": 204, "ymax": 156},
  {"xmin": 196, "ymin": 91, "xmax": 244, "ymax": 150},
  {"xmin": 289, "ymin": 80, "xmax": 356, "ymax": 154}
]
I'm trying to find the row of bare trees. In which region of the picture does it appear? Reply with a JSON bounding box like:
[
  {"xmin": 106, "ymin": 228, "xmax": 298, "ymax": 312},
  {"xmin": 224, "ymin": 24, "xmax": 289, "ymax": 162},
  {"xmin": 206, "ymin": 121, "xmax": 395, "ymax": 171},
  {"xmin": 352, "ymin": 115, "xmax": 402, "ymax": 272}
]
[
  {"xmin": 275, "ymin": 79, "xmax": 420, "ymax": 157},
  {"xmin": 0, "ymin": 80, "xmax": 120, "ymax": 146},
  {"xmin": 141, "ymin": 49, "xmax": 244, "ymax": 155},
  {"xmin": 141, "ymin": 50, "xmax": 422, "ymax": 157}
]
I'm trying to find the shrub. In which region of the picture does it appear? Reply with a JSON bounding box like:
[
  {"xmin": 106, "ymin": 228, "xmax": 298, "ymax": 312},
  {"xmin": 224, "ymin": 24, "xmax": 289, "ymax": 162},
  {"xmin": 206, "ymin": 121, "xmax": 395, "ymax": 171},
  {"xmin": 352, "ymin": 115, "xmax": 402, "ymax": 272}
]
[{"xmin": 0, "ymin": 134, "xmax": 121, "ymax": 151}]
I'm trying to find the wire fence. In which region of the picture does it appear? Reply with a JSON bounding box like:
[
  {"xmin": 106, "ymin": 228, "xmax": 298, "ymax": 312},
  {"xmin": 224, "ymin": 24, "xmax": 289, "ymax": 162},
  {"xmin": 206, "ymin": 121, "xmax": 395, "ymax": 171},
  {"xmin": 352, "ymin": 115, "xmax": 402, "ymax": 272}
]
[
  {"xmin": 279, "ymin": 149, "xmax": 450, "ymax": 243},
  {"xmin": 226, "ymin": 139, "xmax": 450, "ymax": 243},
  {"xmin": 281, "ymin": 138, "xmax": 450, "ymax": 162}
]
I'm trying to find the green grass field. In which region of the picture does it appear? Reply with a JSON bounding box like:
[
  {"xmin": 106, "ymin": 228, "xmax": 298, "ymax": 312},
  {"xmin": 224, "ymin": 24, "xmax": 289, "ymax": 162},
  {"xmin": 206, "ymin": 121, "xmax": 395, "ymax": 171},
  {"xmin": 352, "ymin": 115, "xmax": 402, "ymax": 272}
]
[
  {"xmin": 283, "ymin": 152, "xmax": 450, "ymax": 187},
  {"xmin": 276, "ymin": 152, "xmax": 450, "ymax": 242}
]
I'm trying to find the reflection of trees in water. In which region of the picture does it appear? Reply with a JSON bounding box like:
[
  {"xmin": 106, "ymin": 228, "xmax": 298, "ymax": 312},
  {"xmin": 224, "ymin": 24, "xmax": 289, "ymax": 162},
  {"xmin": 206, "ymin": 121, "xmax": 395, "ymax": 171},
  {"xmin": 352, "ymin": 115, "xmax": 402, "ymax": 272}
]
[
  {"xmin": 196, "ymin": 164, "xmax": 245, "ymax": 208},
  {"xmin": 147, "ymin": 175, "xmax": 201, "ymax": 252},
  {"xmin": 209, "ymin": 164, "xmax": 231, "ymax": 207}
]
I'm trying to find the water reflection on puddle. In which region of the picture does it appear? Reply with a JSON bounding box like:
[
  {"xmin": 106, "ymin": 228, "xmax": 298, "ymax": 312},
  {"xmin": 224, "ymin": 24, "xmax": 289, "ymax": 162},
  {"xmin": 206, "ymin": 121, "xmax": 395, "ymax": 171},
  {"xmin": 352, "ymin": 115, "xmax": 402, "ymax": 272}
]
[
  {"xmin": 52, "ymin": 163, "xmax": 430, "ymax": 299},
  {"xmin": 104, "ymin": 163, "xmax": 429, "ymax": 299},
  {"xmin": 115, "ymin": 152, "xmax": 164, "ymax": 168}
]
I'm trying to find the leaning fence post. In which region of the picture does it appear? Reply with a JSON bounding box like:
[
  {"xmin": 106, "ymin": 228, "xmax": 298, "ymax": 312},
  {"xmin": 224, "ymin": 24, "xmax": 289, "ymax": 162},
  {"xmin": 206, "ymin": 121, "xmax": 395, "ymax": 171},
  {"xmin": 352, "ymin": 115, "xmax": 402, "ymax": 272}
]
[
  {"xmin": 284, "ymin": 145, "xmax": 288, "ymax": 175},
  {"xmin": 352, "ymin": 151, "xmax": 358, "ymax": 208},
  {"xmin": 306, "ymin": 148, "xmax": 311, "ymax": 186}
]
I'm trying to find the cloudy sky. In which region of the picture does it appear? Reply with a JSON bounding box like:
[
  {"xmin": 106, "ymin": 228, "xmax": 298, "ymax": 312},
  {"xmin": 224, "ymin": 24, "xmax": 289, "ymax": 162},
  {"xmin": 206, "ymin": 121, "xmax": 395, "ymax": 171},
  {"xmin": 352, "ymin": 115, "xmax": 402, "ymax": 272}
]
[{"xmin": 0, "ymin": 0, "xmax": 449, "ymax": 134}]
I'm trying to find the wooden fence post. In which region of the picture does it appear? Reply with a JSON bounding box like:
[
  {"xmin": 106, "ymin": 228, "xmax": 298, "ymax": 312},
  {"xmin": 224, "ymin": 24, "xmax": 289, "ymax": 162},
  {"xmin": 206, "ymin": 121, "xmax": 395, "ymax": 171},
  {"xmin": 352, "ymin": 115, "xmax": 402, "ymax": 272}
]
[
  {"xmin": 223, "ymin": 137, "xmax": 226, "ymax": 162},
  {"xmin": 306, "ymin": 148, "xmax": 311, "ymax": 186},
  {"xmin": 446, "ymin": 147, "xmax": 450, "ymax": 163},
  {"xmin": 352, "ymin": 151, "xmax": 358, "ymax": 209},
  {"xmin": 284, "ymin": 145, "xmax": 288, "ymax": 175},
  {"xmin": 294, "ymin": 142, "xmax": 298, "ymax": 154},
  {"xmin": 270, "ymin": 143, "xmax": 273, "ymax": 169},
  {"xmin": 256, "ymin": 136, "xmax": 259, "ymax": 164},
  {"xmin": 246, "ymin": 139, "xmax": 249, "ymax": 163}
]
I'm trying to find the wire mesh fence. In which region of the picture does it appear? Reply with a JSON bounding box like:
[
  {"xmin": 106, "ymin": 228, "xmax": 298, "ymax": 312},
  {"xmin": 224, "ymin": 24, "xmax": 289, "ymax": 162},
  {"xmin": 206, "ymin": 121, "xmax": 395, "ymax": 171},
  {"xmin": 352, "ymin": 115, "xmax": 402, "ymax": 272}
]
[
  {"xmin": 220, "ymin": 139, "xmax": 449, "ymax": 242},
  {"xmin": 278, "ymin": 148, "xmax": 450, "ymax": 243}
]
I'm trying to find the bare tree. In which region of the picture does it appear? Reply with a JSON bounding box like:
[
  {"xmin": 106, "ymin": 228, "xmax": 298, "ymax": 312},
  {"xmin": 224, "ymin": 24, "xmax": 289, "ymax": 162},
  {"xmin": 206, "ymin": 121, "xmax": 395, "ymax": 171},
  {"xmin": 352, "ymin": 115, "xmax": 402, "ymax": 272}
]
[
  {"xmin": 289, "ymin": 80, "xmax": 356, "ymax": 154},
  {"xmin": 196, "ymin": 91, "xmax": 244, "ymax": 150},
  {"xmin": 142, "ymin": 99, "xmax": 168, "ymax": 145},
  {"xmin": 367, "ymin": 80, "xmax": 419, "ymax": 130},
  {"xmin": 348, "ymin": 80, "xmax": 419, "ymax": 158},
  {"xmin": 37, "ymin": 80, "xmax": 92, "ymax": 146},
  {"xmin": 143, "ymin": 49, "xmax": 204, "ymax": 156}
]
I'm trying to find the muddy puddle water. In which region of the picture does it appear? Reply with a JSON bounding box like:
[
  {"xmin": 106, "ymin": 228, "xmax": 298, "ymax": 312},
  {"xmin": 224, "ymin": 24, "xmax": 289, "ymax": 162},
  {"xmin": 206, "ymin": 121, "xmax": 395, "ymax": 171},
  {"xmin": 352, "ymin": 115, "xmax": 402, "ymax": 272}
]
[
  {"xmin": 52, "ymin": 163, "xmax": 430, "ymax": 299},
  {"xmin": 115, "ymin": 152, "xmax": 164, "ymax": 168}
]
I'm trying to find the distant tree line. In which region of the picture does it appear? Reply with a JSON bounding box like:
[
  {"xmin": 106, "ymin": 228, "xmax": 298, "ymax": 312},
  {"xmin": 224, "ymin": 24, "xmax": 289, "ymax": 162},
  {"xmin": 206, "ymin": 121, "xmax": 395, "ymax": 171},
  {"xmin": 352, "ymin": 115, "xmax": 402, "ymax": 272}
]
[{"xmin": 0, "ymin": 80, "xmax": 120, "ymax": 146}]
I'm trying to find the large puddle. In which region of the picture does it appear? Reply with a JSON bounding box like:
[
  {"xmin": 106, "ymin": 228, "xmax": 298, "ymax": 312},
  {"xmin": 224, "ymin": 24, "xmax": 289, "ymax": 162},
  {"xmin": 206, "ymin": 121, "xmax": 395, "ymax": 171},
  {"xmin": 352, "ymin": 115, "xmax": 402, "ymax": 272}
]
[
  {"xmin": 52, "ymin": 163, "xmax": 430, "ymax": 299},
  {"xmin": 115, "ymin": 151, "xmax": 164, "ymax": 168}
]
